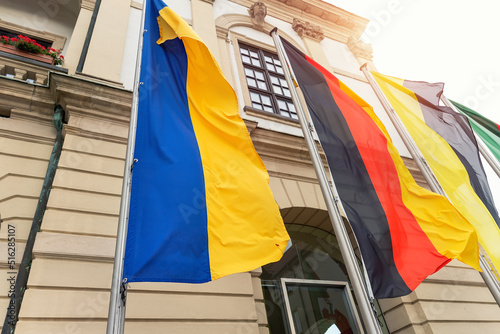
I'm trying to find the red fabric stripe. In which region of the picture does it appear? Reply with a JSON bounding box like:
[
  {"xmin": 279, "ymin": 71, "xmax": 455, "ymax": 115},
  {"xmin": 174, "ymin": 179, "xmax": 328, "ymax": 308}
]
[
  {"xmin": 496, "ymin": 123, "xmax": 500, "ymax": 134},
  {"xmin": 304, "ymin": 56, "xmax": 449, "ymax": 289}
]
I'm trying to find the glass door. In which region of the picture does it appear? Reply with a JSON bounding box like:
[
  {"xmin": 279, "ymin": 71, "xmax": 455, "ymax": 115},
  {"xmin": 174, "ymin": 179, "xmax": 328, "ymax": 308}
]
[{"xmin": 281, "ymin": 279, "xmax": 363, "ymax": 334}]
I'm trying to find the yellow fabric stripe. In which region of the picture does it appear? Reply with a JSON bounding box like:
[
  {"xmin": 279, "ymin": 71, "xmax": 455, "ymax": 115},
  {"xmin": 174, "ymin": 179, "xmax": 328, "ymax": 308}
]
[
  {"xmin": 339, "ymin": 82, "xmax": 480, "ymax": 270},
  {"xmin": 158, "ymin": 7, "xmax": 289, "ymax": 280},
  {"xmin": 373, "ymin": 72, "xmax": 500, "ymax": 271}
]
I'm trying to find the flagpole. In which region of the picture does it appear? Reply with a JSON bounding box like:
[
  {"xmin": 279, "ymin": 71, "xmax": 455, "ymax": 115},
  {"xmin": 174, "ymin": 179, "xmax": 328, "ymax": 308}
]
[
  {"xmin": 360, "ymin": 64, "xmax": 500, "ymax": 306},
  {"xmin": 271, "ymin": 29, "xmax": 382, "ymax": 334},
  {"xmin": 106, "ymin": 1, "xmax": 147, "ymax": 333},
  {"xmin": 440, "ymin": 95, "xmax": 500, "ymax": 178}
]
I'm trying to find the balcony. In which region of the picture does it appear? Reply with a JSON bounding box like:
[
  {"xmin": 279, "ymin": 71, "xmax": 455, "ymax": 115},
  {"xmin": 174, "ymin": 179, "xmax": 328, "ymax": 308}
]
[
  {"xmin": 0, "ymin": 48, "xmax": 67, "ymax": 85},
  {"xmin": 0, "ymin": 0, "xmax": 80, "ymax": 84}
]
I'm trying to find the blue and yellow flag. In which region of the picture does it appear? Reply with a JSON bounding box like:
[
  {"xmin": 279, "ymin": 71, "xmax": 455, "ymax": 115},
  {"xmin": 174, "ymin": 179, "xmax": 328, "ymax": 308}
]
[{"xmin": 123, "ymin": 0, "xmax": 289, "ymax": 283}]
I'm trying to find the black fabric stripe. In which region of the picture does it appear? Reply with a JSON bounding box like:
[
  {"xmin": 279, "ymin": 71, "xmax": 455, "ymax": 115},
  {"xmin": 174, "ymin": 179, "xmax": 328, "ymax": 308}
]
[
  {"xmin": 282, "ymin": 37, "xmax": 411, "ymax": 298},
  {"xmin": 404, "ymin": 80, "xmax": 500, "ymax": 227}
]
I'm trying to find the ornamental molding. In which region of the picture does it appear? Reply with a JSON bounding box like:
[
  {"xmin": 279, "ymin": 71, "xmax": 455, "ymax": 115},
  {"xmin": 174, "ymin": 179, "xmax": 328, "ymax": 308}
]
[
  {"xmin": 248, "ymin": 2, "xmax": 267, "ymax": 28},
  {"xmin": 199, "ymin": 0, "xmax": 216, "ymax": 4},
  {"xmin": 292, "ymin": 18, "xmax": 324, "ymax": 42},
  {"xmin": 347, "ymin": 37, "xmax": 373, "ymax": 60},
  {"xmin": 227, "ymin": 0, "xmax": 368, "ymax": 42},
  {"xmin": 275, "ymin": 0, "xmax": 362, "ymax": 33}
]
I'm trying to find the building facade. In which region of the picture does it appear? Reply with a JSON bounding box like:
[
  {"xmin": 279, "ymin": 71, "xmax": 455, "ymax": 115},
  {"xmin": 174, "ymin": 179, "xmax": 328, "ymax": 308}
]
[{"xmin": 0, "ymin": 0, "xmax": 499, "ymax": 333}]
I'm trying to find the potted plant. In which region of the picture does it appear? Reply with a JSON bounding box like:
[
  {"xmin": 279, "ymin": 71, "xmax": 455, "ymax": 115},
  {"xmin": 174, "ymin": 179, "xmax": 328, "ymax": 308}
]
[{"xmin": 0, "ymin": 35, "xmax": 64, "ymax": 65}]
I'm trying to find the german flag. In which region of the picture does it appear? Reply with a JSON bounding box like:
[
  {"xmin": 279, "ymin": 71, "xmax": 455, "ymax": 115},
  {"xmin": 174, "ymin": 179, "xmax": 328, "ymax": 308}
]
[{"xmin": 282, "ymin": 37, "xmax": 479, "ymax": 298}]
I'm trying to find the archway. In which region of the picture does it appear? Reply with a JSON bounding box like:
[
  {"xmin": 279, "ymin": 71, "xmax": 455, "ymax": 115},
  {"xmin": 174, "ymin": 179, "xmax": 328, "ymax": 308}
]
[{"xmin": 261, "ymin": 220, "xmax": 362, "ymax": 334}]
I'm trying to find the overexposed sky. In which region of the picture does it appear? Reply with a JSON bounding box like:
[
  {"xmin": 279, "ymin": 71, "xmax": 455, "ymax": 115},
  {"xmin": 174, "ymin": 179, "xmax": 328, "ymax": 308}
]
[
  {"xmin": 329, "ymin": 0, "xmax": 500, "ymax": 124},
  {"xmin": 328, "ymin": 0, "xmax": 500, "ymax": 201}
]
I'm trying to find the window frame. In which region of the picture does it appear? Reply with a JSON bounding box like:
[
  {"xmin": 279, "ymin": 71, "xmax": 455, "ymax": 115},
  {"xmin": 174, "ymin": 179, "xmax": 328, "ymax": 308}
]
[
  {"xmin": 280, "ymin": 278, "xmax": 364, "ymax": 334},
  {"xmin": 238, "ymin": 42, "xmax": 298, "ymax": 120}
]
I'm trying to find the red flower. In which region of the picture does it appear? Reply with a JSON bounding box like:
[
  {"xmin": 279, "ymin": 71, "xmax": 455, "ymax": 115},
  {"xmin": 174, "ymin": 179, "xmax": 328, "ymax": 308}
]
[
  {"xmin": 60, "ymin": 55, "xmax": 64, "ymax": 59},
  {"xmin": 10, "ymin": 38, "xmax": 17, "ymax": 42}
]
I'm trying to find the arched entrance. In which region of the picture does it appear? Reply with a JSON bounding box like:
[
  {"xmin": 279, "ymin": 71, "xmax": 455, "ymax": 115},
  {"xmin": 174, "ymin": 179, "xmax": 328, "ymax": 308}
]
[{"xmin": 261, "ymin": 224, "xmax": 362, "ymax": 334}]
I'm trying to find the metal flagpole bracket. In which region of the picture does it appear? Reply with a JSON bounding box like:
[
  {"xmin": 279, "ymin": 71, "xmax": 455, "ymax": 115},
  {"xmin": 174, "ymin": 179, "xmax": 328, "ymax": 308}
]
[{"xmin": 120, "ymin": 279, "xmax": 128, "ymax": 306}]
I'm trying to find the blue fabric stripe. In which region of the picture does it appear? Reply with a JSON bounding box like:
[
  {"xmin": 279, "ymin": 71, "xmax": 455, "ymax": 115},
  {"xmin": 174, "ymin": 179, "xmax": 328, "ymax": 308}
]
[{"xmin": 124, "ymin": 0, "xmax": 211, "ymax": 283}]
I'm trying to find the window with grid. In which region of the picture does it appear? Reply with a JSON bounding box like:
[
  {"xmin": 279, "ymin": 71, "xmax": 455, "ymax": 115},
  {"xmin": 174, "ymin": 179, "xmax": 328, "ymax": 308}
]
[{"xmin": 239, "ymin": 43, "xmax": 297, "ymax": 120}]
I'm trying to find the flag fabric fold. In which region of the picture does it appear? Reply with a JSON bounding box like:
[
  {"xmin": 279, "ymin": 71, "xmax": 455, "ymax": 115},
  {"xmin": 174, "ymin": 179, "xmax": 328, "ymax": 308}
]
[
  {"xmin": 372, "ymin": 72, "xmax": 500, "ymax": 271},
  {"xmin": 124, "ymin": 0, "xmax": 289, "ymax": 283},
  {"xmin": 281, "ymin": 37, "xmax": 479, "ymax": 299},
  {"xmin": 451, "ymin": 100, "xmax": 500, "ymax": 165}
]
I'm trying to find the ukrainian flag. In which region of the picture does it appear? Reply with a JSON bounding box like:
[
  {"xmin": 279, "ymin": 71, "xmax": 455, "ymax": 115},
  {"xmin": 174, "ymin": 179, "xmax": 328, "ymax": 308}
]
[{"xmin": 123, "ymin": 0, "xmax": 289, "ymax": 283}]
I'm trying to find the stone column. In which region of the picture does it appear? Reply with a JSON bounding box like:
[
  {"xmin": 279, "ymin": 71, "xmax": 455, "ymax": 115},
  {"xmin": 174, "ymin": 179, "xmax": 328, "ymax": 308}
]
[
  {"xmin": 81, "ymin": 0, "xmax": 131, "ymax": 83},
  {"xmin": 291, "ymin": 18, "xmax": 330, "ymax": 70},
  {"xmin": 347, "ymin": 37, "xmax": 375, "ymax": 71}
]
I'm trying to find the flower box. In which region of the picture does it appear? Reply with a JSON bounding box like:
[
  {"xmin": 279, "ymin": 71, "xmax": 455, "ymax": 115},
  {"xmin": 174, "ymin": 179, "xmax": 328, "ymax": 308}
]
[{"xmin": 0, "ymin": 43, "xmax": 54, "ymax": 64}]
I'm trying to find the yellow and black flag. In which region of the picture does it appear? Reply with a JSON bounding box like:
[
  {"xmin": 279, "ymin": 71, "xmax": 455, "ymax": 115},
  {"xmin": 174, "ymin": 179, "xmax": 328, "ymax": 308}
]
[{"xmin": 373, "ymin": 72, "xmax": 500, "ymax": 272}]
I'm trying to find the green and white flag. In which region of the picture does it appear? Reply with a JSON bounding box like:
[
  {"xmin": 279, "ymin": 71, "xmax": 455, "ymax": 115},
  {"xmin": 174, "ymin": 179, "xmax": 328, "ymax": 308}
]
[{"xmin": 451, "ymin": 100, "xmax": 500, "ymax": 164}]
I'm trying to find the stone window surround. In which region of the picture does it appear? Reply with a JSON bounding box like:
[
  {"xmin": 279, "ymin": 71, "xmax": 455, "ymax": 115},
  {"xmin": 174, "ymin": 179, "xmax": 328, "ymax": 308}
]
[{"xmin": 0, "ymin": 19, "xmax": 67, "ymax": 51}]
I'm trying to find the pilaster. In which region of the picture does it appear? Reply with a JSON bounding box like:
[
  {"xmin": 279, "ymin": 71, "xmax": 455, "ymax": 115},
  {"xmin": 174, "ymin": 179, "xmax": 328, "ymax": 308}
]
[
  {"xmin": 64, "ymin": 7, "xmax": 93, "ymax": 75},
  {"xmin": 82, "ymin": 0, "xmax": 131, "ymax": 83},
  {"xmin": 347, "ymin": 36, "xmax": 375, "ymax": 70},
  {"xmin": 191, "ymin": 0, "xmax": 221, "ymax": 63},
  {"xmin": 292, "ymin": 18, "xmax": 331, "ymax": 70}
]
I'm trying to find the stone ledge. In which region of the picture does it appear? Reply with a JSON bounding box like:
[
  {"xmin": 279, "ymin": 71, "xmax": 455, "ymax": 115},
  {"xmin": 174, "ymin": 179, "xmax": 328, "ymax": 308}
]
[{"xmin": 32, "ymin": 232, "xmax": 116, "ymax": 262}]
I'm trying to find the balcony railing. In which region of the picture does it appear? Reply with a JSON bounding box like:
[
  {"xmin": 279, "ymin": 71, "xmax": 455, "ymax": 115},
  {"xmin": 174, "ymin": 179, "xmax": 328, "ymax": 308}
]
[{"xmin": 0, "ymin": 49, "xmax": 67, "ymax": 85}]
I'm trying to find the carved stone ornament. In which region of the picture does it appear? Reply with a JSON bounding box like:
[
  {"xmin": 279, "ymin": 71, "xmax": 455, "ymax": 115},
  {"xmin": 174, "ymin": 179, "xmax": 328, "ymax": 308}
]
[
  {"xmin": 337, "ymin": 16, "xmax": 355, "ymax": 29},
  {"xmin": 347, "ymin": 37, "xmax": 373, "ymax": 60},
  {"xmin": 248, "ymin": 2, "xmax": 267, "ymax": 28},
  {"xmin": 292, "ymin": 18, "xmax": 324, "ymax": 42}
]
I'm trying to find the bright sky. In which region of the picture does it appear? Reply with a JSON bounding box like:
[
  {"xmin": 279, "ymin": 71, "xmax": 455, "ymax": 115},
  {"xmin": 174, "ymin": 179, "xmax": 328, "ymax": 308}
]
[
  {"xmin": 328, "ymin": 0, "xmax": 500, "ymax": 205},
  {"xmin": 329, "ymin": 0, "xmax": 500, "ymax": 123}
]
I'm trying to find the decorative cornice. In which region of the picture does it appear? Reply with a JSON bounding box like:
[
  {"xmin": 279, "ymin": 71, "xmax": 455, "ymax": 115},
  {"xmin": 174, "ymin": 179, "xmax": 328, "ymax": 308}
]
[
  {"xmin": 199, "ymin": 0, "xmax": 215, "ymax": 3},
  {"xmin": 278, "ymin": 0, "xmax": 357, "ymax": 31},
  {"xmin": 347, "ymin": 37, "xmax": 373, "ymax": 60},
  {"xmin": 292, "ymin": 18, "xmax": 324, "ymax": 42},
  {"xmin": 49, "ymin": 73, "xmax": 132, "ymax": 120},
  {"xmin": 227, "ymin": 0, "xmax": 368, "ymax": 42}
]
